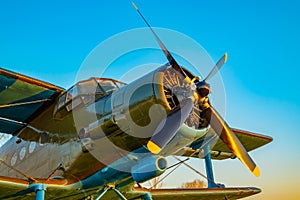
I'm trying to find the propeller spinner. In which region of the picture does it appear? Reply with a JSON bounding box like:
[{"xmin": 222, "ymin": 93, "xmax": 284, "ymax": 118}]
[{"xmin": 132, "ymin": 2, "xmax": 260, "ymax": 177}]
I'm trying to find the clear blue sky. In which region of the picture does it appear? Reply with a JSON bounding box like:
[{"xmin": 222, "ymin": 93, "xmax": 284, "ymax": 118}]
[{"xmin": 1, "ymin": 0, "xmax": 300, "ymax": 199}]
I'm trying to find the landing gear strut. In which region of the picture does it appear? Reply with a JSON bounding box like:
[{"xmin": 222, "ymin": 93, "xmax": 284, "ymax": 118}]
[
  {"xmin": 204, "ymin": 144, "xmax": 225, "ymax": 188},
  {"xmin": 204, "ymin": 144, "xmax": 218, "ymax": 188}
]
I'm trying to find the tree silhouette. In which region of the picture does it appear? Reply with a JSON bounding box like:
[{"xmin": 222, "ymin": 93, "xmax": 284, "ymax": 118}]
[{"xmin": 180, "ymin": 179, "xmax": 206, "ymax": 188}]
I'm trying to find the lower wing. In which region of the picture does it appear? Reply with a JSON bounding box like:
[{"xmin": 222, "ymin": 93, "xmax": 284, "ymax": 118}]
[
  {"xmin": 0, "ymin": 175, "xmax": 260, "ymax": 199},
  {"xmin": 127, "ymin": 187, "xmax": 261, "ymax": 200}
]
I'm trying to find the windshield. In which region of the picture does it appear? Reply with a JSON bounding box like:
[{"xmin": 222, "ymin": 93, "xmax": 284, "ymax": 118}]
[{"xmin": 97, "ymin": 79, "xmax": 117, "ymax": 93}]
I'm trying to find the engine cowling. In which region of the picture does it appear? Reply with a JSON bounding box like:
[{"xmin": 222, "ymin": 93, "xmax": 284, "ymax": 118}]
[{"xmin": 131, "ymin": 156, "xmax": 167, "ymax": 183}]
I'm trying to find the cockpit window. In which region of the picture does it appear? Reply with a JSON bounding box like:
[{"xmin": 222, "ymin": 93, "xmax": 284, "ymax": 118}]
[
  {"xmin": 54, "ymin": 78, "xmax": 126, "ymax": 119},
  {"xmin": 77, "ymin": 79, "xmax": 99, "ymax": 95}
]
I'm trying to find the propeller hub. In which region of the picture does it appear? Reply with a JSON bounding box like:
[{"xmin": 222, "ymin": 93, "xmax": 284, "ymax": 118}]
[{"xmin": 196, "ymin": 81, "xmax": 211, "ymax": 98}]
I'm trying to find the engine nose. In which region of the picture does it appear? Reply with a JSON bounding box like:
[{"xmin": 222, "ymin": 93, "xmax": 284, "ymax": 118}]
[
  {"xmin": 161, "ymin": 65, "xmax": 197, "ymax": 110},
  {"xmin": 196, "ymin": 81, "xmax": 211, "ymax": 97}
]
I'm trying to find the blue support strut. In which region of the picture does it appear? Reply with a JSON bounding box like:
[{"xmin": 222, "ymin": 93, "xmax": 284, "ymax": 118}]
[
  {"xmin": 204, "ymin": 144, "xmax": 217, "ymax": 188},
  {"xmin": 32, "ymin": 184, "xmax": 46, "ymax": 200}
]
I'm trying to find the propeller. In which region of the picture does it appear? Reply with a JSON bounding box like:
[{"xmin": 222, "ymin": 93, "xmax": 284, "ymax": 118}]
[
  {"xmin": 147, "ymin": 98, "xmax": 194, "ymax": 154},
  {"xmin": 196, "ymin": 54, "xmax": 260, "ymax": 177},
  {"xmin": 203, "ymin": 105, "xmax": 260, "ymax": 177},
  {"xmin": 132, "ymin": 2, "xmax": 260, "ymax": 177},
  {"xmin": 204, "ymin": 53, "xmax": 228, "ymax": 82},
  {"xmin": 132, "ymin": 2, "xmax": 191, "ymax": 83}
]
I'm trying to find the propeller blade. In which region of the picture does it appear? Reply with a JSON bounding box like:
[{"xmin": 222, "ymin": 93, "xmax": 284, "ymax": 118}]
[
  {"xmin": 203, "ymin": 105, "xmax": 260, "ymax": 177},
  {"xmin": 147, "ymin": 98, "xmax": 194, "ymax": 154},
  {"xmin": 204, "ymin": 53, "xmax": 228, "ymax": 82},
  {"xmin": 132, "ymin": 2, "xmax": 191, "ymax": 82}
]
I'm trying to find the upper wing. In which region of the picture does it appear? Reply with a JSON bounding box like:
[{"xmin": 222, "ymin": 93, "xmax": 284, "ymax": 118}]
[
  {"xmin": 177, "ymin": 128, "xmax": 273, "ymax": 160},
  {"xmin": 0, "ymin": 68, "xmax": 64, "ymax": 136}
]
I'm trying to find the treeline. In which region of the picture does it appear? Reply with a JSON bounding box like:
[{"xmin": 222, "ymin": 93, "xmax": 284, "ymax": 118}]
[{"xmin": 180, "ymin": 179, "xmax": 206, "ymax": 188}]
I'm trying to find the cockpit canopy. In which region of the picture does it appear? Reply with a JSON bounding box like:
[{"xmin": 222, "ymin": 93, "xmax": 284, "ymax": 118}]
[{"xmin": 54, "ymin": 78, "xmax": 125, "ymax": 119}]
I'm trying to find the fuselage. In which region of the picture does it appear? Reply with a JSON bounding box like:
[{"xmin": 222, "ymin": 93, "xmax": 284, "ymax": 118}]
[{"xmin": 0, "ymin": 64, "xmax": 207, "ymax": 197}]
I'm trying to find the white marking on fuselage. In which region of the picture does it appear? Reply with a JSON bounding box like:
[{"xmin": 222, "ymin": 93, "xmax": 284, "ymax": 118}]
[
  {"xmin": 10, "ymin": 152, "xmax": 17, "ymax": 166},
  {"xmin": 19, "ymin": 147, "xmax": 26, "ymax": 160},
  {"xmin": 29, "ymin": 142, "xmax": 36, "ymax": 153}
]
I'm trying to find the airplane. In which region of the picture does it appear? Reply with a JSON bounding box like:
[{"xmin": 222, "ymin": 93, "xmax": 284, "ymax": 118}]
[{"xmin": 0, "ymin": 2, "xmax": 272, "ymax": 200}]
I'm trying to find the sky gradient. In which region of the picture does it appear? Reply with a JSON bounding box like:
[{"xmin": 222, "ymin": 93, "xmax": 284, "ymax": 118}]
[{"xmin": 0, "ymin": 0, "xmax": 300, "ymax": 199}]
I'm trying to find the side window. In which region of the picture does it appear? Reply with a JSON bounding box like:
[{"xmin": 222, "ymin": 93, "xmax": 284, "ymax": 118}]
[
  {"xmin": 66, "ymin": 86, "xmax": 79, "ymax": 102},
  {"xmin": 104, "ymin": 98, "xmax": 112, "ymax": 113},
  {"xmin": 113, "ymin": 89, "xmax": 124, "ymax": 108},
  {"xmin": 57, "ymin": 86, "xmax": 77, "ymax": 110},
  {"xmin": 57, "ymin": 94, "xmax": 66, "ymax": 109},
  {"xmin": 93, "ymin": 100, "xmax": 104, "ymax": 115}
]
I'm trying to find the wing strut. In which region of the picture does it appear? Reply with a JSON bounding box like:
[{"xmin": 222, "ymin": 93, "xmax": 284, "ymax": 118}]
[{"xmin": 95, "ymin": 185, "xmax": 130, "ymax": 200}]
